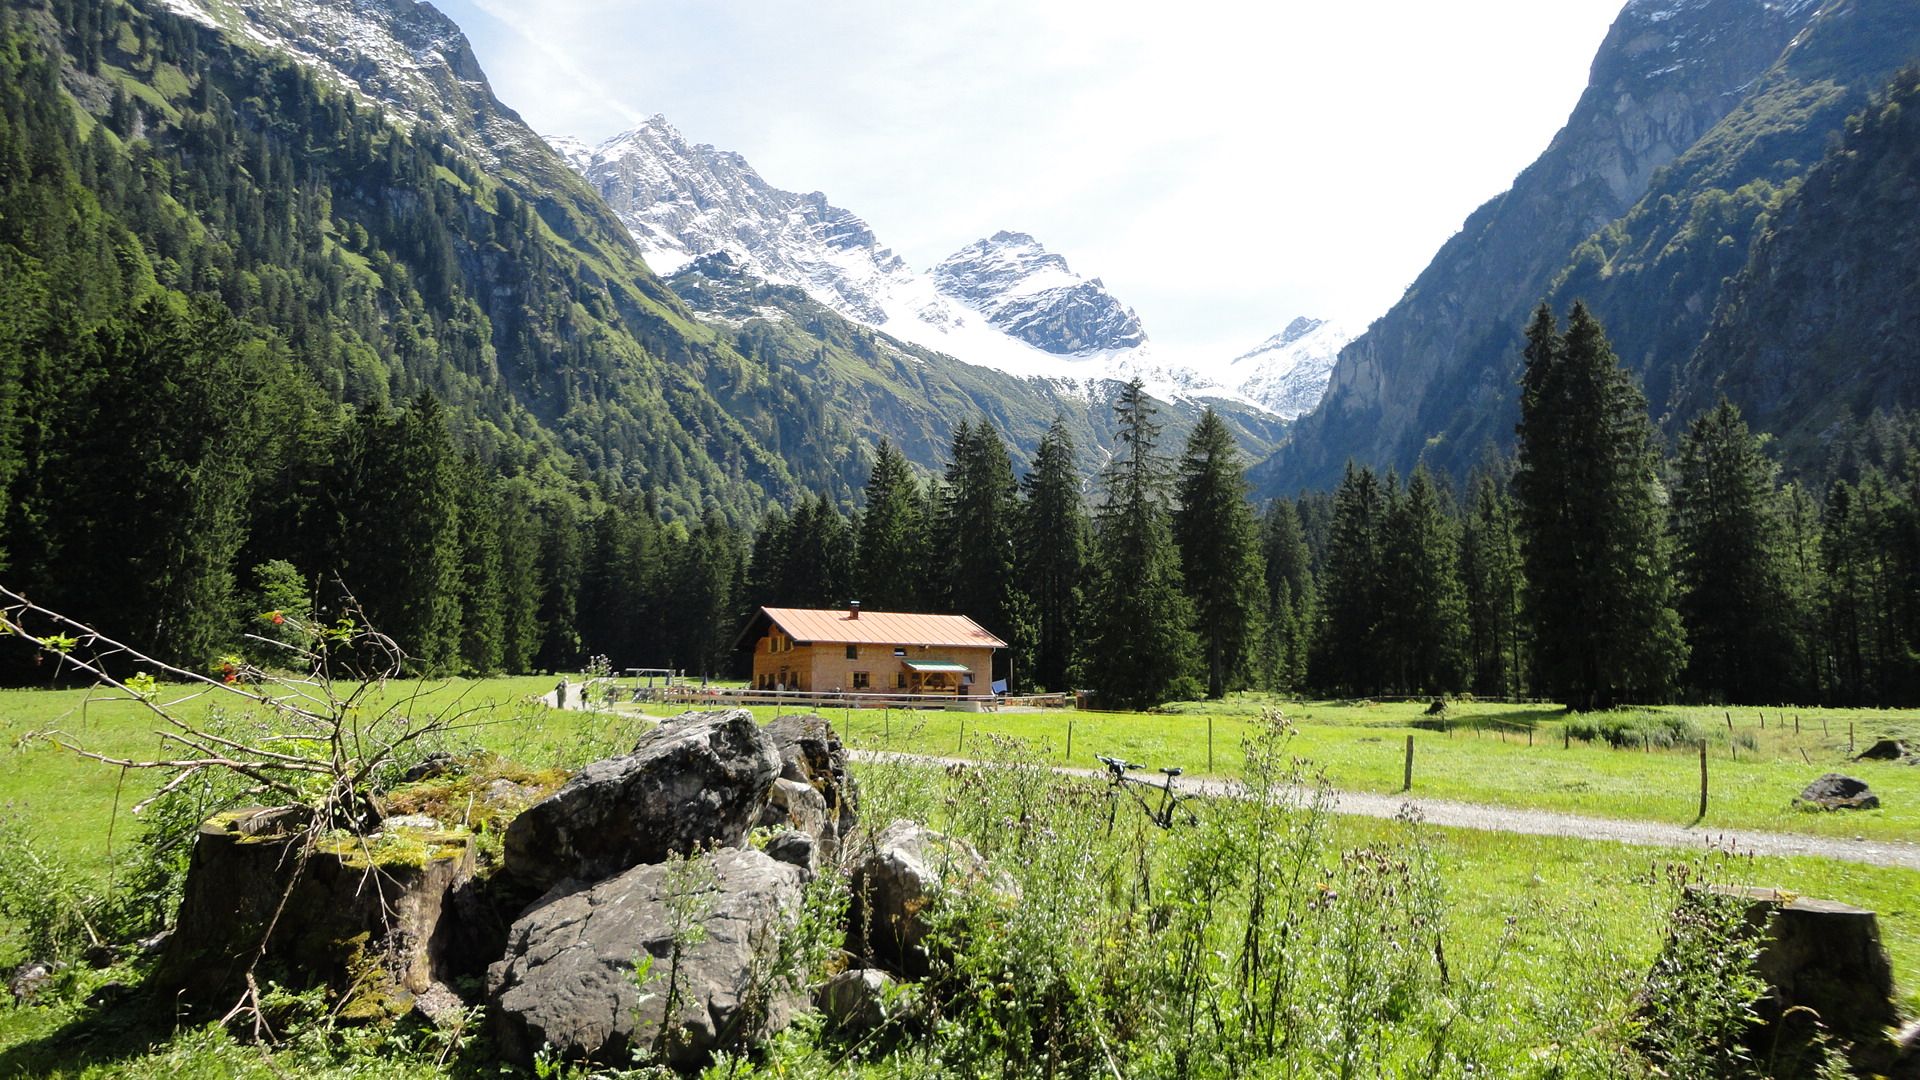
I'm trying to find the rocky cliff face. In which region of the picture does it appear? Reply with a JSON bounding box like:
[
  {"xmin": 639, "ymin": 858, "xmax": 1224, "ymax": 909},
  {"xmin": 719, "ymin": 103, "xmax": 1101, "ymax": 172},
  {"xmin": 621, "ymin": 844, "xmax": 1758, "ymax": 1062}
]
[
  {"xmin": 155, "ymin": 0, "xmax": 546, "ymax": 169},
  {"xmin": 930, "ymin": 231, "xmax": 1146, "ymax": 355},
  {"xmin": 1265, "ymin": 0, "xmax": 1825, "ymax": 491},
  {"xmin": 1677, "ymin": 66, "xmax": 1920, "ymax": 468}
]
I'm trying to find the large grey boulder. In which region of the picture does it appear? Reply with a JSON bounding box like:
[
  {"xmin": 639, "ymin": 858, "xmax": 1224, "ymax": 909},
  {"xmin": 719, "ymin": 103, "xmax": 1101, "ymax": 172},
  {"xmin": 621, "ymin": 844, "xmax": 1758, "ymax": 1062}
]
[
  {"xmin": 487, "ymin": 847, "xmax": 807, "ymax": 1070},
  {"xmin": 1794, "ymin": 773, "xmax": 1880, "ymax": 811},
  {"xmin": 762, "ymin": 713, "xmax": 857, "ymax": 835},
  {"xmin": 504, "ymin": 710, "xmax": 781, "ymax": 891},
  {"xmin": 847, "ymin": 819, "xmax": 1004, "ymax": 978}
]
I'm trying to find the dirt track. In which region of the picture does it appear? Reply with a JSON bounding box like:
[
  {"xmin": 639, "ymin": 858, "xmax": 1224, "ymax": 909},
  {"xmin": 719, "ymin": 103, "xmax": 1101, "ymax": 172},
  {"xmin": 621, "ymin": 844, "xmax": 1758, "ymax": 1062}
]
[{"xmin": 850, "ymin": 750, "xmax": 1920, "ymax": 872}]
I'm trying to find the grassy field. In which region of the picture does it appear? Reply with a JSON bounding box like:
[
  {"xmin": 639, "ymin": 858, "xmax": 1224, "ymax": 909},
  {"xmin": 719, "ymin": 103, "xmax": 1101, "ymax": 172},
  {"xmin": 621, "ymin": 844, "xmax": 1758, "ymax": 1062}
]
[
  {"xmin": 616, "ymin": 695, "xmax": 1920, "ymax": 842},
  {"xmin": 2, "ymin": 680, "xmax": 1919, "ymax": 1076}
]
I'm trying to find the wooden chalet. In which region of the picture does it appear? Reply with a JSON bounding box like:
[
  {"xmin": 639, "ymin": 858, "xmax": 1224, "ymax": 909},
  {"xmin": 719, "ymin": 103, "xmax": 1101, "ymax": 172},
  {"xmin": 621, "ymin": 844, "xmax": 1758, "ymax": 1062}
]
[{"xmin": 733, "ymin": 603, "xmax": 1006, "ymax": 698}]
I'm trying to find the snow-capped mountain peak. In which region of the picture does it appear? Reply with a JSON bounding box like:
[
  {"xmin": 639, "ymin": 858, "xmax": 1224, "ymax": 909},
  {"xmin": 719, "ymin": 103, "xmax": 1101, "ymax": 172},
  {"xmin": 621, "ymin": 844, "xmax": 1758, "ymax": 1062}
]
[
  {"xmin": 1225, "ymin": 317, "xmax": 1355, "ymax": 421},
  {"xmin": 548, "ymin": 121, "xmax": 909, "ymax": 321},
  {"xmin": 548, "ymin": 117, "xmax": 1326, "ymax": 411},
  {"xmin": 931, "ymin": 232, "xmax": 1146, "ymax": 355}
]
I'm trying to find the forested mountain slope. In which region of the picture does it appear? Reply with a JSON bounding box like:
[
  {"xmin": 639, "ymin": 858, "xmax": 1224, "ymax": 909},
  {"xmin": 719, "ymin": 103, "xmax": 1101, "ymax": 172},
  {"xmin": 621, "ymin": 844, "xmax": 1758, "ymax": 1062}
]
[
  {"xmin": 1678, "ymin": 65, "xmax": 1920, "ymax": 463},
  {"xmin": 1261, "ymin": 0, "xmax": 1920, "ymax": 492}
]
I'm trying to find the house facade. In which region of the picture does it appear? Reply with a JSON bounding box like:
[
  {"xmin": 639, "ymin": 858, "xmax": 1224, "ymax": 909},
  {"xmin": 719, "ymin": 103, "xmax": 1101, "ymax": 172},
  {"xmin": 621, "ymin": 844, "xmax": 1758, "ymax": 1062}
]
[{"xmin": 735, "ymin": 603, "xmax": 1006, "ymax": 698}]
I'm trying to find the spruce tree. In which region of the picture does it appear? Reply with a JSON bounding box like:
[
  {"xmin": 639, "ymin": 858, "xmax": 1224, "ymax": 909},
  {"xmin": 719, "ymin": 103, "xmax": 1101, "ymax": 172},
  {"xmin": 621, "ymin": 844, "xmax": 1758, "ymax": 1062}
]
[
  {"xmin": 673, "ymin": 508, "xmax": 744, "ymax": 678},
  {"xmin": 495, "ymin": 477, "xmax": 544, "ymax": 674},
  {"xmin": 1378, "ymin": 466, "xmax": 1468, "ymax": 694},
  {"xmin": 1173, "ymin": 408, "xmax": 1265, "ymax": 699},
  {"xmin": 1671, "ymin": 399, "xmax": 1803, "ymax": 702},
  {"xmin": 1260, "ymin": 498, "xmax": 1315, "ymax": 693},
  {"xmin": 1080, "ymin": 379, "xmax": 1199, "ymax": 707},
  {"xmin": 1459, "ymin": 472, "xmax": 1526, "ymax": 697},
  {"xmin": 854, "ymin": 438, "xmax": 926, "ymax": 612},
  {"xmin": 1316, "ymin": 463, "xmax": 1385, "ymax": 695},
  {"xmin": 1513, "ymin": 302, "xmax": 1686, "ymax": 709},
  {"xmin": 1019, "ymin": 419, "xmax": 1087, "ymax": 693},
  {"xmin": 533, "ymin": 495, "xmax": 584, "ymax": 673},
  {"xmin": 381, "ymin": 393, "xmax": 463, "ymax": 671},
  {"xmin": 938, "ymin": 419, "xmax": 1032, "ymax": 686},
  {"xmin": 454, "ymin": 453, "xmax": 505, "ymax": 674}
]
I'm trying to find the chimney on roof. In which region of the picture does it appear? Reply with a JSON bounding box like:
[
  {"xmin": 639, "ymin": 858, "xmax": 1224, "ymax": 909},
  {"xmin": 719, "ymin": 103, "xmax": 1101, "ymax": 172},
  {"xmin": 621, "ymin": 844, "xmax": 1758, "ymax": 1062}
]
[{"xmin": 848, "ymin": 600, "xmax": 860, "ymax": 619}]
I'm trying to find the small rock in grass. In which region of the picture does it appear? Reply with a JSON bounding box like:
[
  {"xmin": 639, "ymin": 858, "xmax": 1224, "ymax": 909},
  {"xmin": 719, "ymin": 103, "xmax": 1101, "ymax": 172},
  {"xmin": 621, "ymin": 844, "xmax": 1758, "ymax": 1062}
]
[
  {"xmin": 817, "ymin": 968, "xmax": 901, "ymax": 1037},
  {"xmin": 1854, "ymin": 738, "xmax": 1909, "ymax": 762}
]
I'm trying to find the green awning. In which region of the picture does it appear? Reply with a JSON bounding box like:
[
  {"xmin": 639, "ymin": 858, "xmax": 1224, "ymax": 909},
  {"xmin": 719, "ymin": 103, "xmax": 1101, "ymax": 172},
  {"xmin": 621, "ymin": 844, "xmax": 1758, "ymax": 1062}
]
[{"xmin": 904, "ymin": 660, "xmax": 970, "ymax": 673}]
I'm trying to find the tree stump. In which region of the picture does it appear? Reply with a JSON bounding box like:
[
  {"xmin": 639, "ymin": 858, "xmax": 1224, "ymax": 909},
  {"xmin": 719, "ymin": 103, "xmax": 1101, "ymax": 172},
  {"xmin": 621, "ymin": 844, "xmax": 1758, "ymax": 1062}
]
[
  {"xmin": 1659, "ymin": 885, "xmax": 1903, "ymax": 1072},
  {"xmin": 152, "ymin": 807, "xmax": 475, "ymax": 1021}
]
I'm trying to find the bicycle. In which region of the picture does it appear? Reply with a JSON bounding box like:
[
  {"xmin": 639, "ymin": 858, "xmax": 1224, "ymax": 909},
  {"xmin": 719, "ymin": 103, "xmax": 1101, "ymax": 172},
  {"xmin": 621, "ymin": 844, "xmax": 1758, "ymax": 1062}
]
[{"xmin": 1095, "ymin": 753, "xmax": 1199, "ymax": 833}]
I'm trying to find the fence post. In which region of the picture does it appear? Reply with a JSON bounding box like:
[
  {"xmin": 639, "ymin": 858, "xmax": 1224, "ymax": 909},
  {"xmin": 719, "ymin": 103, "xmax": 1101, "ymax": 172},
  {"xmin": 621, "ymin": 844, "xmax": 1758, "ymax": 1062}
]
[
  {"xmin": 1699, "ymin": 740, "xmax": 1708, "ymax": 819},
  {"xmin": 1208, "ymin": 716, "xmax": 1214, "ymax": 773},
  {"xmin": 1403, "ymin": 734, "xmax": 1415, "ymax": 792},
  {"xmin": 1794, "ymin": 714, "xmax": 1800, "ymax": 735},
  {"xmin": 1725, "ymin": 711, "xmax": 1733, "ymax": 733},
  {"xmin": 1850, "ymin": 722, "xmax": 1855, "ymax": 754},
  {"xmin": 1066, "ymin": 714, "xmax": 1073, "ymax": 764},
  {"xmin": 1564, "ymin": 727, "xmax": 1570, "ymax": 750},
  {"xmin": 958, "ymin": 715, "xmax": 965, "ymax": 755}
]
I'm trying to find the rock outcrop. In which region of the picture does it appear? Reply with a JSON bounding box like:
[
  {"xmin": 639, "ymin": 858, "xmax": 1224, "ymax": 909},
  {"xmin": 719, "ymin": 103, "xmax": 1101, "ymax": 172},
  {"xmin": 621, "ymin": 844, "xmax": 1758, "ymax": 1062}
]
[
  {"xmin": 487, "ymin": 848, "xmax": 807, "ymax": 1069},
  {"xmin": 763, "ymin": 712, "xmax": 858, "ymax": 836},
  {"xmin": 504, "ymin": 710, "xmax": 781, "ymax": 891}
]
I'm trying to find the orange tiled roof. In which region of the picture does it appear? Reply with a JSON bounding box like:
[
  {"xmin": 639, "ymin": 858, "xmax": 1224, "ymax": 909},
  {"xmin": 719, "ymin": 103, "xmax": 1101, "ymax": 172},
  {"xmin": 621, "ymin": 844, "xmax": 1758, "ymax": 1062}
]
[{"xmin": 760, "ymin": 607, "xmax": 1007, "ymax": 649}]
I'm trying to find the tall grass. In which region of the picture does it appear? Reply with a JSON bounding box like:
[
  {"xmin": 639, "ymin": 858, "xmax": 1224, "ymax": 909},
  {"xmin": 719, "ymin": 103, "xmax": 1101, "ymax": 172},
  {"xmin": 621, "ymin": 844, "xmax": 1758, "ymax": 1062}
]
[{"xmin": 810, "ymin": 712, "xmax": 1783, "ymax": 1078}]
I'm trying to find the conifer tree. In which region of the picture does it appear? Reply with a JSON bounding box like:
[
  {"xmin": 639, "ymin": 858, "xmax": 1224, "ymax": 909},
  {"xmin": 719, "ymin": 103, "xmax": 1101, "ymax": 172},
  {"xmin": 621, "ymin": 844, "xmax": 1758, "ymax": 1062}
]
[
  {"xmin": 1459, "ymin": 472, "xmax": 1526, "ymax": 697},
  {"xmin": 1173, "ymin": 408, "xmax": 1265, "ymax": 699},
  {"xmin": 784, "ymin": 494, "xmax": 854, "ymax": 609},
  {"xmin": 1671, "ymin": 399, "xmax": 1803, "ymax": 702},
  {"xmin": 1378, "ymin": 465, "xmax": 1468, "ymax": 694},
  {"xmin": 937, "ymin": 419, "xmax": 1032, "ymax": 686},
  {"xmin": 1080, "ymin": 379, "xmax": 1199, "ymax": 707},
  {"xmin": 454, "ymin": 453, "xmax": 505, "ymax": 674},
  {"xmin": 1019, "ymin": 419, "xmax": 1087, "ymax": 693},
  {"xmin": 673, "ymin": 508, "xmax": 744, "ymax": 678},
  {"xmin": 854, "ymin": 439, "xmax": 925, "ymax": 612},
  {"xmin": 495, "ymin": 477, "xmax": 544, "ymax": 674},
  {"xmin": 534, "ymin": 495, "xmax": 584, "ymax": 672},
  {"xmin": 1316, "ymin": 462, "xmax": 1386, "ymax": 695},
  {"xmin": 1260, "ymin": 498, "xmax": 1315, "ymax": 693},
  {"xmin": 1513, "ymin": 302, "xmax": 1686, "ymax": 709}
]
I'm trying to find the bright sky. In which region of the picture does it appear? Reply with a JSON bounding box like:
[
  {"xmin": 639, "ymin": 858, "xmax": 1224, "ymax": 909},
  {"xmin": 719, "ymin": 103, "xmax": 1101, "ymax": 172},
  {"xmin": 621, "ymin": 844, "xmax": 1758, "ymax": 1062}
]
[{"xmin": 436, "ymin": 0, "xmax": 1628, "ymax": 354}]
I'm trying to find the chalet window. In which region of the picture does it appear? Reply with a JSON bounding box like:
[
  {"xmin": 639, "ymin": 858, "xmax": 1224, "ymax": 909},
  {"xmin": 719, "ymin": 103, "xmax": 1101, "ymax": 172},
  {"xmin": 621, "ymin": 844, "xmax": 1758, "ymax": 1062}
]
[
  {"xmin": 852, "ymin": 672, "xmax": 870, "ymax": 689},
  {"xmin": 893, "ymin": 646, "xmax": 906, "ymax": 656},
  {"xmin": 895, "ymin": 673, "xmax": 906, "ymax": 689},
  {"xmin": 846, "ymin": 644, "xmax": 858, "ymax": 660}
]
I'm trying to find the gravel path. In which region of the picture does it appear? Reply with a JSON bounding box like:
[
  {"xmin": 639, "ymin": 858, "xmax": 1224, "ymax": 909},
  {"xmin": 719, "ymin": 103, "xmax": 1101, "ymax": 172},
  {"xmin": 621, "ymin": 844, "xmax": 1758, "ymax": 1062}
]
[{"xmin": 850, "ymin": 750, "xmax": 1920, "ymax": 872}]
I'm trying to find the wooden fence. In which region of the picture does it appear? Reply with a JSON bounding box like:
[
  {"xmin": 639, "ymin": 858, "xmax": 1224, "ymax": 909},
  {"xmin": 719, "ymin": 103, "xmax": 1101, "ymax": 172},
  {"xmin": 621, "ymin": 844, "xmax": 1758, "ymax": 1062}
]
[{"xmin": 640, "ymin": 685, "xmax": 1072, "ymax": 712}]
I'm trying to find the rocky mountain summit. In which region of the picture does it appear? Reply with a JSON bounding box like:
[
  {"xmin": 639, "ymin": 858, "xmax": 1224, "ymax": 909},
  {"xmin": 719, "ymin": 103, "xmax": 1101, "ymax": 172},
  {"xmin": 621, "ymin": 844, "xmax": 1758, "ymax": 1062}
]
[
  {"xmin": 549, "ymin": 123, "xmax": 1300, "ymax": 407},
  {"xmin": 562, "ymin": 116, "xmax": 917, "ymax": 324},
  {"xmin": 930, "ymin": 231, "xmax": 1147, "ymax": 355}
]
